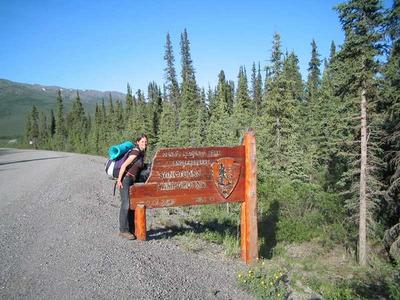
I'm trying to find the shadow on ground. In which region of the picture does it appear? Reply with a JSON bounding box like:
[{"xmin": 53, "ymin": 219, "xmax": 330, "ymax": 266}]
[
  {"xmin": 0, "ymin": 156, "xmax": 68, "ymax": 166},
  {"xmin": 259, "ymin": 200, "xmax": 280, "ymax": 259},
  {"xmin": 147, "ymin": 218, "xmax": 239, "ymax": 241},
  {"xmin": 145, "ymin": 201, "xmax": 281, "ymax": 260}
]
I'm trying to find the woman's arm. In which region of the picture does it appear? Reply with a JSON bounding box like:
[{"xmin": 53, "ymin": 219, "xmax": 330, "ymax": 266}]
[{"xmin": 117, "ymin": 154, "xmax": 137, "ymax": 189}]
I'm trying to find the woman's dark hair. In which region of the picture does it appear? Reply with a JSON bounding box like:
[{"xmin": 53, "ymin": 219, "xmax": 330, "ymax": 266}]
[
  {"xmin": 135, "ymin": 133, "xmax": 148, "ymax": 143},
  {"xmin": 135, "ymin": 133, "xmax": 148, "ymax": 153}
]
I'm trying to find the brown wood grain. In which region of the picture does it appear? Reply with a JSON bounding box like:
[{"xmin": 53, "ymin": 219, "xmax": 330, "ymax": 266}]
[
  {"xmin": 154, "ymin": 146, "xmax": 245, "ymax": 161},
  {"xmin": 241, "ymin": 130, "xmax": 258, "ymax": 264},
  {"xmin": 130, "ymin": 179, "xmax": 245, "ymax": 208}
]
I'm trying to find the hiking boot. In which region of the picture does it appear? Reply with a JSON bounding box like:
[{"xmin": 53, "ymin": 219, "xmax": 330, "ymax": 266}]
[{"xmin": 119, "ymin": 232, "xmax": 136, "ymax": 240}]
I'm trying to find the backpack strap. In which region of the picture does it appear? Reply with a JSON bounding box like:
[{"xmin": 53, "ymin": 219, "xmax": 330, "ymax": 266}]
[{"xmin": 113, "ymin": 180, "xmax": 117, "ymax": 196}]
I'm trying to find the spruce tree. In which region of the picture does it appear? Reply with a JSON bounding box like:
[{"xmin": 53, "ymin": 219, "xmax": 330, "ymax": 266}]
[
  {"xmin": 233, "ymin": 66, "xmax": 252, "ymax": 139},
  {"xmin": 147, "ymin": 82, "xmax": 163, "ymax": 148},
  {"xmin": 66, "ymin": 91, "xmax": 88, "ymax": 152},
  {"xmin": 381, "ymin": 0, "xmax": 400, "ymax": 231},
  {"xmin": 335, "ymin": 0, "xmax": 385, "ymax": 265},
  {"xmin": 257, "ymin": 33, "xmax": 306, "ymax": 181},
  {"xmin": 284, "ymin": 51, "xmax": 304, "ymax": 103},
  {"xmin": 30, "ymin": 105, "xmax": 39, "ymax": 149},
  {"xmin": 38, "ymin": 111, "xmax": 49, "ymax": 149},
  {"xmin": 251, "ymin": 62, "xmax": 263, "ymax": 117},
  {"xmin": 89, "ymin": 104, "xmax": 101, "ymax": 154},
  {"xmin": 23, "ymin": 113, "xmax": 32, "ymax": 147},
  {"xmin": 304, "ymin": 40, "xmax": 322, "ymax": 176},
  {"xmin": 49, "ymin": 110, "xmax": 55, "ymax": 139},
  {"xmin": 178, "ymin": 29, "xmax": 200, "ymax": 146},
  {"xmin": 125, "ymin": 83, "xmax": 133, "ymax": 122},
  {"xmin": 99, "ymin": 99, "xmax": 108, "ymax": 154},
  {"xmin": 131, "ymin": 89, "xmax": 152, "ymax": 140},
  {"xmin": 157, "ymin": 86, "xmax": 178, "ymax": 148},
  {"xmin": 307, "ymin": 39, "xmax": 322, "ymax": 100},
  {"xmin": 54, "ymin": 90, "xmax": 66, "ymax": 151},
  {"xmin": 192, "ymin": 88, "xmax": 208, "ymax": 146},
  {"xmin": 164, "ymin": 33, "xmax": 181, "ymax": 115},
  {"xmin": 330, "ymin": 41, "xmax": 336, "ymax": 62},
  {"xmin": 206, "ymin": 71, "xmax": 235, "ymax": 146}
]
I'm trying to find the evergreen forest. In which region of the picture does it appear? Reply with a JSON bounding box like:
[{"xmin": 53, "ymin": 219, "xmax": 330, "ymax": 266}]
[{"xmin": 22, "ymin": 0, "xmax": 400, "ymax": 298}]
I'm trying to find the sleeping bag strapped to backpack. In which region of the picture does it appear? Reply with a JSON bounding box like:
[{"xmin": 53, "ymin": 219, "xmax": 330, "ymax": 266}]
[{"xmin": 108, "ymin": 140, "xmax": 134, "ymax": 160}]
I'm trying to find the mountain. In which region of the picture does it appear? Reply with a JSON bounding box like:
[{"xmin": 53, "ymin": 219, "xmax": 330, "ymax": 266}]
[{"xmin": 0, "ymin": 79, "xmax": 126, "ymax": 138}]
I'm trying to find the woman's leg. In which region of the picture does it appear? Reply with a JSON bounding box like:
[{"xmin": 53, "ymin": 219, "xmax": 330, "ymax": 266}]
[{"xmin": 119, "ymin": 176, "xmax": 134, "ymax": 232}]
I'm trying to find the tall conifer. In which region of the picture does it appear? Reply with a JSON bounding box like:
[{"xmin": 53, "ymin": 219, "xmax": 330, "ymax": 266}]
[
  {"xmin": 54, "ymin": 89, "xmax": 66, "ymax": 150},
  {"xmin": 233, "ymin": 66, "xmax": 252, "ymax": 139},
  {"xmin": 335, "ymin": 0, "xmax": 385, "ymax": 265},
  {"xmin": 157, "ymin": 86, "xmax": 178, "ymax": 148},
  {"xmin": 206, "ymin": 71, "xmax": 235, "ymax": 146},
  {"xmin": 38, "ymin": 111, "xmax": 49, "ymax": 149},
  {"xmin": 164, "ymin": 33, "xmax": 180, "ymax": 114},
  {"xmin": 381, "ymin": 0, "xmax": 400, "ymax": 232},
  {"xmin": 178, "ymin": 29, "xmax": 200, "ymax": 146},
  {"xmin": 125, "ymin": 83, "xmax": 133, "ymax": 121}
]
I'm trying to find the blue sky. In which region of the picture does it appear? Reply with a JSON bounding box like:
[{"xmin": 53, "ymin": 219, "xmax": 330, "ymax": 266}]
[{"xmin": 0, "ymin": 0, "xmax": 391, "ymax": 94}]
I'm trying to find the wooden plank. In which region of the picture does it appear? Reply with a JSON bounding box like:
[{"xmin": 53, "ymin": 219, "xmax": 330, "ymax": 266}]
[
  {"xmin": 241, "ymin": 131, "xmax": 258, "ymax": 264},
  {"xmin": 155, "ymin": 146, "xmax": 245, "ymax": 161},
  {"xmin": 135, "ymin": 205, "xmax": 146, "ymax": 240},
  {"xmin": 240, "ymin": 201, "xmax": 248, "ymax": 261},
  {"xmin": 130, "ymin": 179, "xmax": 245, "ymax": 208},
  {"xmin": 133, "ymin": 193, "xmax": 243, "ymax": 208},
  {"xmin": 148, "ymin": 165, "xmax": 214, "ymax": 182}
]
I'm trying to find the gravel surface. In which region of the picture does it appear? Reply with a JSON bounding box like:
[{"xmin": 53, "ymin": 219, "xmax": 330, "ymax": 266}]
[{"xmin": 0, "ymin": 148, "xmax": 253, "ymax": 299}]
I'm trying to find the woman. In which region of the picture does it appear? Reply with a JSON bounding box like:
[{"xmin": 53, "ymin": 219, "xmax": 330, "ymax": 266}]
[{"xmin": 117, "ymin": 134, "xmax": 148, "ymax": 240}]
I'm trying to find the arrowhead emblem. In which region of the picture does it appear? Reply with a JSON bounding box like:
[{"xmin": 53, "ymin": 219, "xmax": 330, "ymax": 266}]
[{"xmin": 211, "ymin": 158, "xmax": 241, "ymax": 198}]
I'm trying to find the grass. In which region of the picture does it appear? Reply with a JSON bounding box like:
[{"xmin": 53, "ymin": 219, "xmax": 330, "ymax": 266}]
[
  {"xmin": 235, "ymin": 243, "xmax": 400, "ymax": 300},
  {"xmin": 143, "ymin": 178, "xmax": 398, "ymax": 299},
  {"xmin": 163, "ymin": 201, "xmax": 400, "ymax": 300}
]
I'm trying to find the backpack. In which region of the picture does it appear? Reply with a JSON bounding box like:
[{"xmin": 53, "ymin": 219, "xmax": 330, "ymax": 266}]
[
  {"xmin": 105, "ymin": 147, "xmax": 144, "ymax": 195},
  {"xmin": 105, "ymin": 149, "xmax": 134, "ymax": 180}
]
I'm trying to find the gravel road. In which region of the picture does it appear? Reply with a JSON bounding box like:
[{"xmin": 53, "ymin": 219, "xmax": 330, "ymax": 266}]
[{"xmin": 0, "ymin": 148, "xmax": 253, "ymax": 299}]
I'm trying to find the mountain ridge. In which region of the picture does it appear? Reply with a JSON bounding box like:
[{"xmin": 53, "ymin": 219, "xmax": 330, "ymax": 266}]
[{"xmin": 0, "ymin": 78, "xmax": 126, "ymax": 138}]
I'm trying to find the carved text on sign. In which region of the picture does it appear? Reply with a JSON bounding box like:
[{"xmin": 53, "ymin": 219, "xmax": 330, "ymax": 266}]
[
  {"xmin": 211, "ymin": 158, "xmax": 241, "ymax": 198},
  {"xmin": 173, "ymin": 160, "xmax": 210, "ymax": 167},
  {"xmin": 145, "ymin": 199, "xmax": 176, "ymax": 207},
  {"xmin": 159, "ymin": 169, "xmax": 201, "ymax": 179},
  {"xmin": 158, "ymin": 180, "xmax": 207, "ymax": 191},
  {"xmin": 161, "ymin": 150, "xmax": 222, "ymax": 159},
  {"xmin": 162, "ymin": 150, "xmax": 206, "ymax": 158}
]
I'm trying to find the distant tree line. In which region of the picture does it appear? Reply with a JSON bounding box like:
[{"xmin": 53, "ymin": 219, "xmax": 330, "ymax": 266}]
[{"xmin": 23, "ymin": 0, "xmax": 399, "ymax": 266}]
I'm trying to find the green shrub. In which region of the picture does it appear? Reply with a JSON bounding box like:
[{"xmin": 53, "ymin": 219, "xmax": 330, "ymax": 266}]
[
  {"xmin": 305, "ymin": 277, "xmax": 354, "ymax": 300},
  {"xmin": 258, "ymin": 176, "xmax": 347, "ymax": 248}
]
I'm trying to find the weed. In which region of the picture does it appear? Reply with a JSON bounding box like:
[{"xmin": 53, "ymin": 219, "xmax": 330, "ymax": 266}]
[{"xmin": 237, "ymin": 263, "xmax": 288, "ymax": 299}]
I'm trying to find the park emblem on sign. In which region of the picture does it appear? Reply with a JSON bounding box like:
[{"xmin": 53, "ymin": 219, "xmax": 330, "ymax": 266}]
[{"xmin": 212, "ymin": 158, "xmax": 241, "ymax": 198}]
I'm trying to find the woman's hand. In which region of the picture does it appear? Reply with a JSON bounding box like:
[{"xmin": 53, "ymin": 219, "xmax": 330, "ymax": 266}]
[
  {"xmin": 117, "ymin": 180, "xmax": 123, "ymax": 189},
  {"xmin": 116, "ymin": 154, "xmax": 137, "ymax": 189}
]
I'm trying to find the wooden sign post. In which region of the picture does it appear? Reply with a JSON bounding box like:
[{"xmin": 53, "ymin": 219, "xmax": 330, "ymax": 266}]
[{"xmin": 131, "ymin": 131, "xmax": 258, "ymax": 264}]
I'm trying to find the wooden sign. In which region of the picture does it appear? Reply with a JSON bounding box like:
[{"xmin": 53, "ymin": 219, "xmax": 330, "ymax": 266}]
[
  {"xmin": 131, "ymin": 146, "xmax": 245, "ymax": 208},
  {"xmin": 130, "ymin": 131, "xmax": 258, "ymax": 264}
]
